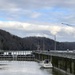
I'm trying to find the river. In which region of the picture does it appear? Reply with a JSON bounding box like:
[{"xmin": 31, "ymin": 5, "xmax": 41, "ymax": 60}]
[{"xmin": 0, "ymin": 61, "xmax": 66, "ymax": 75}]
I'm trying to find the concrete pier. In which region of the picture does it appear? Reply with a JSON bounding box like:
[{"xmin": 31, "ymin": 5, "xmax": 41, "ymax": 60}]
[{"xmin": 33, "ymin": 50, "xmax": 75, "ymax": 75}]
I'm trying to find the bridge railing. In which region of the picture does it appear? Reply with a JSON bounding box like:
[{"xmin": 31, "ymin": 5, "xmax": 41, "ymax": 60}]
[{"xmin": 33, "ymin": 50, "xmax": 75, "ymax": 53}]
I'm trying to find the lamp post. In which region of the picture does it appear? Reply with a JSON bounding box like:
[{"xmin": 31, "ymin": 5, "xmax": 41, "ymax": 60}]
[
  {"xmin": 50, "ymin": 34, "xmax": 57, "ymax": 50},
  {"xmin": 54, "ymin": 35, "xmax": 56, "ymax": 50}
]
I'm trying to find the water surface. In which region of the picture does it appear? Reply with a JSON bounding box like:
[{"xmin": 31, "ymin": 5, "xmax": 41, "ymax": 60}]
[{"xmin": 0, "ymin": 61, "xmax": 66, "ymax": 75}]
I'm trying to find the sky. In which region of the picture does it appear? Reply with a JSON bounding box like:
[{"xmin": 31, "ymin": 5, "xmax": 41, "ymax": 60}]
[{"xmin": 0, "ymin": 0, "xmax": 75, "ymax": 42}]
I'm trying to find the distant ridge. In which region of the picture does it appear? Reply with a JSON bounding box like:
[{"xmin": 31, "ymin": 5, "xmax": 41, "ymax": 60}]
[{"xmin": 0, "ymin": 29, "xmax": 75, "ymax": 51}]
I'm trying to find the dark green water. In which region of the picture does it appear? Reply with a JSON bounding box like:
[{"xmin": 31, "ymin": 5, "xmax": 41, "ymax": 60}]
[{"xmin": 0, "ymin": 61, "xmax": 66, "ymax": 75}]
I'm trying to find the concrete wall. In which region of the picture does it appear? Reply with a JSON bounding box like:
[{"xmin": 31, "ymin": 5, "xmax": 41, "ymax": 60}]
[
  {"xmin": 34, "ymin": 52, "xmax": 75, "ymax": 75},
  {"xmin": 34, "ymin": 53, "xmax": 51, "ymax": 62},
  {"xmin": 52, "ymin": 56, "xmax": 75, "ymax": 74}
]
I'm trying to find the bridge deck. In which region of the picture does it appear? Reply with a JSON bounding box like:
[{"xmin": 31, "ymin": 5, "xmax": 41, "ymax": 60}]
[{"xmin": 33, "ymin": 50, "xmax": 75, "ymax": 59}]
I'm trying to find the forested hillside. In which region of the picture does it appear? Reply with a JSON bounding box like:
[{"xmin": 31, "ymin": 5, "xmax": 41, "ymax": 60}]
[{"xmin": 0, "ymin": 29, "xmax": 75, "ymax": 51}]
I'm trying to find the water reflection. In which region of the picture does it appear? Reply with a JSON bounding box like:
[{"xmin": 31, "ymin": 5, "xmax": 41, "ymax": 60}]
[
  {"xmin": 0, "ymin": 61, "xmax": 51, "ymax": 75},
  {"xmin": 0, "ymin": 61, "xmax": 67, "ymax": 75},
  {"xmin": 52, "ymin": 68, "xmax": 68, "ymax": 75}
]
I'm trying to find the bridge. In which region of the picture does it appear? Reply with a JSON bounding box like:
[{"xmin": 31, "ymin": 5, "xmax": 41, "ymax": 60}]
[
  {"xmin": 33, "ymin": 50, "xmax": 75, "ymax": 75},
  {"xmin": 33, "ymin": 50, "xmax": 75, "ymax": 59}
]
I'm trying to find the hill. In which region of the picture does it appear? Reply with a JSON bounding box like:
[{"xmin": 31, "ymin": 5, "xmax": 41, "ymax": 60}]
[{"xmin": 0, "ymin": 29, "xmax": 75, "ymax": 51}]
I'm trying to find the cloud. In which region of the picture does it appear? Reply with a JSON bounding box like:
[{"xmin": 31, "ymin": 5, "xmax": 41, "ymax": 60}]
[
  {"xmin": 0, "ymin": 0, "xmax": 17, "ymax": 9},
  {"xmin": 30, "ymin": 12, "xmax": 41, "ymax": 18},
  {"xmin": 0, "ymin": 0, "xmax": 75, "ymax": 10},
  {"xmin": 0, "ymin": 0, "xmax": 75, "ymax": 14},
  {"xmin": 0, "ymin": 21, "xmax": 75, "ymax": 39},
  {"xmin": 0, "ymin": 0, "xmax": 75, "ymax": 41},
  {"xmin": 49, "ymin": 26, "xmax": 61, "ymax": 35},
  {"xmin": 0, "ymin": 0, "xmax": 75, "ymax": 23}
]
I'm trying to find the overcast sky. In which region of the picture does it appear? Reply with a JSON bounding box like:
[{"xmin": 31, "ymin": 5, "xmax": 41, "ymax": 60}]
[{"xmin": 0, "ymin": 0, "xmax": 75, "ymax": 42}]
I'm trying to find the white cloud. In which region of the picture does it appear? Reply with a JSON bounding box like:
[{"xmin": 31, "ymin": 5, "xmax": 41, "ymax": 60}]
[
  {"xmin": 0, "ymin": 21, "xmax": 75, "ymax": 36},
  {"xmin": 49, "ymin": 26, "xmax": 61, "ymax": 35},
  {"xmin": 0, "ymin": 0, "xmax": 75, "ymax": 42},
  {"xmin": 0, "ymin": 20, "xmax": 75, "ymax": 41}
]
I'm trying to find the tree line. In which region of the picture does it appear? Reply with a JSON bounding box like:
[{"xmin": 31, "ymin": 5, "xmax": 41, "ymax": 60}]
[{"xmin": 0, "ymin": 29, "xmax": 75, "ymax": 51}]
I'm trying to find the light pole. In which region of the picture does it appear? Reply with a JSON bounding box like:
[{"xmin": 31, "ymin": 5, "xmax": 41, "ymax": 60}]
[
  {"xmin": 50, "ymin": 34, "xmax": 57, "ymax": 50},
  {"xmin": 54, "ymin": 35, "xmax": 56, "ymax": 50}
]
